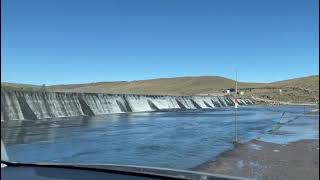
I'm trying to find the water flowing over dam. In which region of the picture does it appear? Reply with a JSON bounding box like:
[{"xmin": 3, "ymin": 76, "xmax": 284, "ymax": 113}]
[{"xmin": 1, "ymin": 90, "xmax": 254, "ymax": 121}]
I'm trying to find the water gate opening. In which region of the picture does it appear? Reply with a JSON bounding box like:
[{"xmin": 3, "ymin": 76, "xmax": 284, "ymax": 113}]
[
  {"xmin": 147, "ymin": 100, "xmax": 160, "ymax": 111},
  {"xmin": 190, "ymin": 99, "xmax": 202, "ymax": 109},
  {"xmin": 17, "ymin": 96, "xmax": 38, "ymax": 120},
  {"xmin": 79, "ymin": 97, "xmax": 95, "ymax": 116},
  {"xmin": 176, "ymin": 99, "xmax": 187, "ymax": 110},
  {"xmin": 203, "ymin": 101, "xmax": 213, "ymax": 108}
]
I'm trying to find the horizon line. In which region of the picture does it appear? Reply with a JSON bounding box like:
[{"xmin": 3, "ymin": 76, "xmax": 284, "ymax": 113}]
[{"xmin": 1, "ymin": 74, "xmax": 318, "ymax": 86}]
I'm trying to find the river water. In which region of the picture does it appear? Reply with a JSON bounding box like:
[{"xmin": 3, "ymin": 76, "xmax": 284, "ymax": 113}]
[{"xmin": 1, "ymin": 105, "xmax": 318, "ymax": 169}]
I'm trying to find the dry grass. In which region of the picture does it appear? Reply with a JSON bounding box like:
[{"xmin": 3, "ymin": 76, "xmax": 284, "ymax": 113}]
[
  {"xmin": 1, "ymin": 75, "xmax": 319, "ymax": 103},
  {"xmin": 47, "ymin": 76, "xmax": 265, "ymax": 95}
]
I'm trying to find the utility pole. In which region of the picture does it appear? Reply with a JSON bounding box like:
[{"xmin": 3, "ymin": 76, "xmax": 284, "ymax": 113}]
[
  {"xmin": 235, "ymin": 69, "xmax": 238, "ymax": 95},
  {"xmin": 279, "ymin": 89, "xmax": 282, "ymax": 106},
  {"xmin": 235, "ymin": 101, "xmax": 238, "ymax": 143},
  {"xmin": 234, "ymin": 68, "xmax": 238, "ymax": 144}
]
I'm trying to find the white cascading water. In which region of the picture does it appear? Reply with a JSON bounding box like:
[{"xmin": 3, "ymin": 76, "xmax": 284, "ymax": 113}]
[
  {"xmin": 1, "ymin": 91, "xmax": 24, "ymax": 120},
  {"xmin": 1, "ymin": 90, "xmax": 254, "ymax": 121}
]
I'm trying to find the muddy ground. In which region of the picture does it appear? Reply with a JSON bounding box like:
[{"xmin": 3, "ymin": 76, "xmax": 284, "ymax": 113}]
[{"xmin": 193, "ymin": 139, "xmax": 319, "ymax": 180}]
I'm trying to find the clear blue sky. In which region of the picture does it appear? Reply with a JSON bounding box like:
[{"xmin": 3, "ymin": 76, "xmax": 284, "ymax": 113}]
[{"xmin": 1, "ymin": 0, "xmax": 319, "ymax": 85}]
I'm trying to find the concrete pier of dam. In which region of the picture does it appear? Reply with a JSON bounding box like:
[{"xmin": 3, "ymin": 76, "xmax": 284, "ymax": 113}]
[{"xmin": 1, "ymin": 90, "xmax": 254, "ymax": 121}]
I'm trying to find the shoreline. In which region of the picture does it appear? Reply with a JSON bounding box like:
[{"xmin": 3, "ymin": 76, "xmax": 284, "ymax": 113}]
[{"xmin": 192, "ymin": 139, "xmax": 319, "ymax": 179}]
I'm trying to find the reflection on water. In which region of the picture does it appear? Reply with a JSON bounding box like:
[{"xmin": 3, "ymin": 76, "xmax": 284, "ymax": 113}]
[{"xmin": 1, "ymin": 105, "xmax": 317, "ymax": 169}]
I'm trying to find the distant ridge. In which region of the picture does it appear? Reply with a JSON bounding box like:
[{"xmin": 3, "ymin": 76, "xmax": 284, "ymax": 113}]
[
  {"xmin": 1, "ymin": 75, "xmax": 319, "ymax": 103},
  {"xmin": 2, "ymin": 76, "xmax": 263, "ymax": 94}
]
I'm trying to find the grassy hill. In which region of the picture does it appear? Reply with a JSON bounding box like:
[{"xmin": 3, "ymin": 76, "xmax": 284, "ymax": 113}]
[
  {"xmin": 247, "ymin": 75, "xmax": 319, "ymax": 103},
  {"xmin": 1, "ymin": 82, "xmax": 42, "ymax": 91},
  {"xmin": 1, "ymin": 75, "xmax": 319, "ymax": 103},
  {"xmin": 271, "ymin": 75, "xmax": 319, "ymax": 90},
  {"xmin": 47, "ymin": 76, "xmax": 264, "ymax": 95}
]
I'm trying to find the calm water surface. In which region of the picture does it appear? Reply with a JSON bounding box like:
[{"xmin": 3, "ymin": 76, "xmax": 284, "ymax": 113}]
[{"xmin": 1, "ymin": 105, "xmax": 317, "ymax": 169}]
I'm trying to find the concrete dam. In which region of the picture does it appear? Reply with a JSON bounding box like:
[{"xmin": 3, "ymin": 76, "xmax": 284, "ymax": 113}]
[{"xmin": 1, "ymin": 90, "xmax": 254, "ymax": 121}]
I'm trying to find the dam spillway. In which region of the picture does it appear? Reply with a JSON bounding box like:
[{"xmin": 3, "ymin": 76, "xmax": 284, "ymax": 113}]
[{"xmin": 1, "ymin": 90, "xmax": 254, "ymax": 121}]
